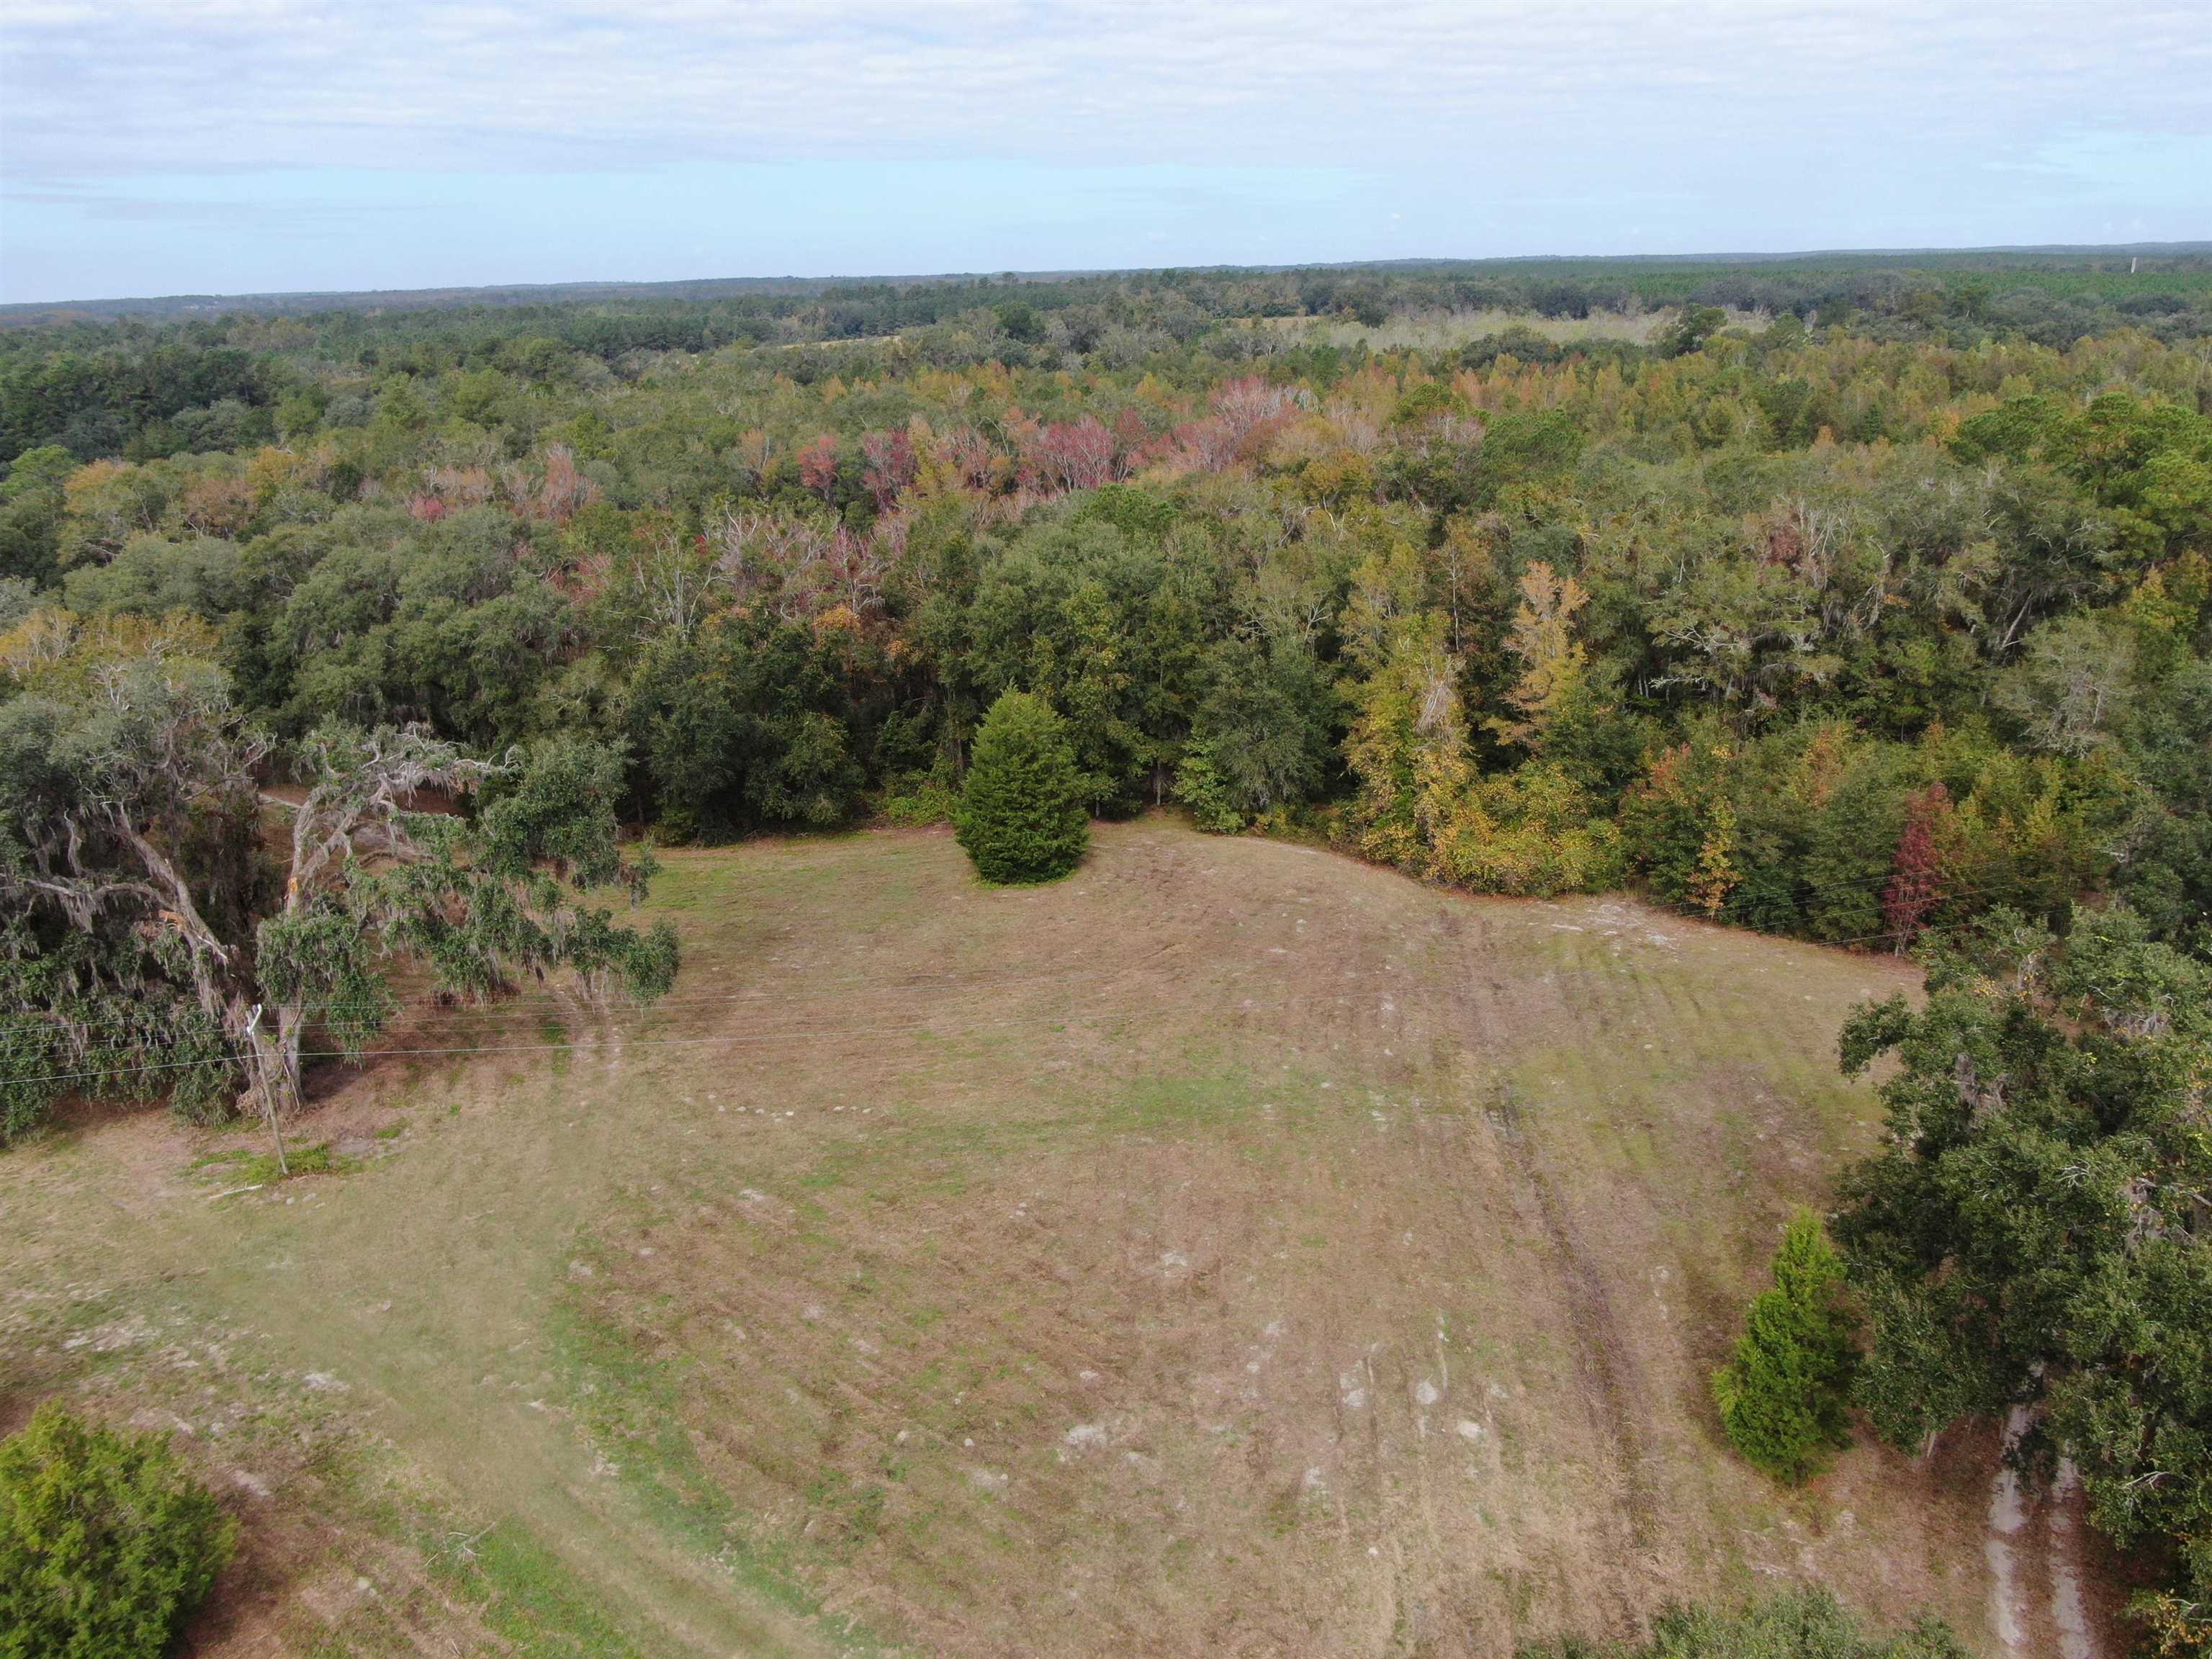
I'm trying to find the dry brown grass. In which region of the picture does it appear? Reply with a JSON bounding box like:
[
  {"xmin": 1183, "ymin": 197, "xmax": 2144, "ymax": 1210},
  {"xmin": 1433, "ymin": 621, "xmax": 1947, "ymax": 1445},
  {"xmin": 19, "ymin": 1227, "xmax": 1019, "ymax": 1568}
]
[
  {"xmin": 0, "ymin": 819, "xmax": 2107, "ymax": 1656},
  {"xmin": 1234, "ymin": 305, "xmax": 1776, "ymax": 353},
  {"xmin": 575, "ymin": 822, "xmax": 1998, "ymax": 1655}
]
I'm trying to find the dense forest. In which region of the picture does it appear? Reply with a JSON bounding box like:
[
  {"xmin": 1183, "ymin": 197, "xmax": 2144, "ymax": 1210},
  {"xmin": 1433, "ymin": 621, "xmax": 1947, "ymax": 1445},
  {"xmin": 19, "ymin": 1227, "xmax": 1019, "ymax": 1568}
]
[{"xmin": 3, "ymin": 253, "xmax": 2210, "ymax": 1647}]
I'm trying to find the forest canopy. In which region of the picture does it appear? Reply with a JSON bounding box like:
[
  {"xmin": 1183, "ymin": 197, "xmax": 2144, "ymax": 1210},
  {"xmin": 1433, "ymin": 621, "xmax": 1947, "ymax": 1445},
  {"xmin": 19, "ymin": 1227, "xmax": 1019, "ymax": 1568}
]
[
  {"xmin": 2, "ymin": 254, "xmax": 2206, "ymax": 971},
  {"xmin": 4, "ymin": 248, "xmax": 2211, "ymax": 1650}
]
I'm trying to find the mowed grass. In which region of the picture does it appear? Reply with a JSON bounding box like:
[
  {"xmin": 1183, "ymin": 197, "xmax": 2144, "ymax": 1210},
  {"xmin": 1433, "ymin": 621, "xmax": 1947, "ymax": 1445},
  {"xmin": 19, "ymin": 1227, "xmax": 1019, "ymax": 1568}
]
[{"xmin": 0, "ymin": 819, "xmax": 2008, "ymax": 1657}]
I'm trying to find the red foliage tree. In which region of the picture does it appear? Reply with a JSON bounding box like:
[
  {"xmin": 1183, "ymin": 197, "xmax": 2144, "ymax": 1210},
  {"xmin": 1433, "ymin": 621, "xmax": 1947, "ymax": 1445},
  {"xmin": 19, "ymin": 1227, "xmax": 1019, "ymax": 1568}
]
[
  {"xmin": 943, "ymin": 426, "xmax": 1002, "ymax": 491},
  {"xmin": 1211, "ymin": 377, "xmax": 1298, "ymax": 461},
  {"xmin": 1882, "ymin": 782, "xmax": 1954, "ymax": 948},
  {"xmin": 796, "ymin": 432, "xmax": 843, "ymax": 503},
  {"xmin": 532, "ymin": 444, "xmax": 598, "ymax": 523},
  {"xmin": 860, "ymin": 428, "xmax": 917, "ymax": 511},
  {"xmin": 1022, "ymin": 416, "xmax": 1115, "ymax": 493}
]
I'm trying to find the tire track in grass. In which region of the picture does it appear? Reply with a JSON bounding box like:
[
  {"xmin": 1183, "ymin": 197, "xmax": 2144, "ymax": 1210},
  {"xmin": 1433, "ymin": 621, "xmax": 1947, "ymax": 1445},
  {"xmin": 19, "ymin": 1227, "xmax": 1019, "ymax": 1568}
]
[
  {"xmin": 1987, "ymin": 1410, "xmax": 2103, "ymax": 1659},
  {"xmin": 2049, "ymin": 1457, "xmax": 2098, "ymax": 1659},
  {"xmin": 1484, "ymin": 1083, "xmax": 1659, "ymax": 1582},
  {"xmin": 1987, "ymin": 1407, "xmax": 2037, "ymax": 1659},
  {"xmin": 537, "ymin": 986, "xmax": 871, "ymax": 1659},
  {"xmin": 289, "ymin": 988, "xmax": 853, "ymax": 1659}
]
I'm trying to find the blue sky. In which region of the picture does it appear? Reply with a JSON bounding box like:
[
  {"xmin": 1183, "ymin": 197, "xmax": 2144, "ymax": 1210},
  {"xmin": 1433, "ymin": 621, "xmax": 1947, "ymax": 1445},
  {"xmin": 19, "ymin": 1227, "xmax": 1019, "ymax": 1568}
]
[{"xmin": 1, "ymin": 1, "xmax": 2207, "ymax": 304}]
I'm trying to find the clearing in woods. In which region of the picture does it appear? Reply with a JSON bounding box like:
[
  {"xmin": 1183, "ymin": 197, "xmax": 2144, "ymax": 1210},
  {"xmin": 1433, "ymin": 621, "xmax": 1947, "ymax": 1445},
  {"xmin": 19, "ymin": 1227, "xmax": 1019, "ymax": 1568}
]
[{"xmin": 0, "ymin": 818, "xmax": 2116, "ymax": 1656}]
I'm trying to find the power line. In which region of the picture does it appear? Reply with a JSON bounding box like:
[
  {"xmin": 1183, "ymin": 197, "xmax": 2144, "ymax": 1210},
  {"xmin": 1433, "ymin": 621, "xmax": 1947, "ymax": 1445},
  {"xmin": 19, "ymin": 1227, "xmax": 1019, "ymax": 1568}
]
[
  {"xmin": 0, "ymin": 958, "xmax": 1186, "ymax": 1032},
  {"xmin": 0, "ymin": 899, "xmax": 2056, "ymax": 1093},
  {"xmin": 0, "ymin": 1007, "xmax": 1092, "ymax": 1091},
  {"xmin": 1, "ymin": 831, "xmax": 2119, "ymax": 1089},
  {"xmin": 0, "ymin": 853, "xmax": 2077, "ymax": 1036},
  {"xmin": 0, "ymin": 873, "xmax": 2071, "ymax": 1058}
]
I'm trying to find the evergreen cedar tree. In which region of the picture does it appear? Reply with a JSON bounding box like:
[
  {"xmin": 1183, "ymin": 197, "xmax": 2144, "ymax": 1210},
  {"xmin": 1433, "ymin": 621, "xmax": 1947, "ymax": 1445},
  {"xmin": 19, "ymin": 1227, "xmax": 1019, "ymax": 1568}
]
[
  {"xmin": 1712, "ymin": 1208, "xmax": 1856, "ymax": 1484},
  {"xmin": 0, "ymin": 1403, "xmax": 236, "ymax": 1659},
  {"xmin": 956, "ymin": 691, "xmax": 1089, "ymax": 885}
]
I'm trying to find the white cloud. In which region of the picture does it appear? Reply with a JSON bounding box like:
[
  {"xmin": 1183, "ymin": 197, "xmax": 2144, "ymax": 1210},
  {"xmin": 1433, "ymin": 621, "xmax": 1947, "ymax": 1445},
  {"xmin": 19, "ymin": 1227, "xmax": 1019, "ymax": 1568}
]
[
  {"xmin": 2, "ymin": 2, "xmax": 2206, "ymax": 300},
  {"xmin": 4, "ymin": 1, "xmax": 2206, "ymax": 183}
]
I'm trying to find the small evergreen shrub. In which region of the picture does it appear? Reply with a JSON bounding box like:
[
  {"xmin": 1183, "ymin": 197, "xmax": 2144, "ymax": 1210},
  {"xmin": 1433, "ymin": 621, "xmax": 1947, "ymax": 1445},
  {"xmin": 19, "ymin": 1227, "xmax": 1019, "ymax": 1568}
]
[
  {"xmin": 1712, "ymin": 1208, "xmax": 1858, "ymax": 1483},
  {"xmin": 0, "ymin": 1403, "xmax": 237, "ymax": 1659},
  {"xmin": 956, "ymin": 691, "xmax": 1089, "ymax": 884}
]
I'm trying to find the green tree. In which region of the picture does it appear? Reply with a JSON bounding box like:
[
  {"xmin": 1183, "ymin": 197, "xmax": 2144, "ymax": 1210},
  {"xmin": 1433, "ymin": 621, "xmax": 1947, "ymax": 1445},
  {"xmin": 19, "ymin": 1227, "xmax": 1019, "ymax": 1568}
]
[
  {"xmin": 1836, "ymin": 907, "xmax": 2212, "ymax": 1640},
  {"xmin": 1659, "ymin": 305, "xmax": 1728, "ymax": 358},
  {"xmin": 961, "ymin": 522, "xmax": 1205, "ymax": 813},
  {"xmin": 1172, "ymin": 742, "xmax": 1244, "ymax": 834},
  {"xmin": 625, "ymin": 613, "xmax": 868, "ymax": 837},
  {"xmin": 1992, "ymin": 613, "xmax": 2137, "ymax": 757},
  {"xmin": 0, "ymin": 444, "xmax": 75, "ymax": 585},
  {"xmin": 1188, "ymin": 637, "xmax": 1336, "ymax": 822},
  {"xmin": 1621, "ymin": 733, "xmax": 1740, "ymax": 911},
  {"xmin": 0, "ymin": 626, "xmax": 675, "ymax": 1147},
  {"xmin": 1712, "ymin": 1208, "xmax": 1856, "ymax": 1483},
  {"xmin": 0, "ymin": 1403, "xmax": 237, "ymax": 1659},
  {"xmin": 2116, "ymin": 655, "xmax": 2212, "ymax": 959},
  {"xmin": 956, "ymin": 690, "xmax": 1087, "ymax": 884},
  {"xmin": 993, "ymin": 301, "xmax": 1045, "ymax": 343}
]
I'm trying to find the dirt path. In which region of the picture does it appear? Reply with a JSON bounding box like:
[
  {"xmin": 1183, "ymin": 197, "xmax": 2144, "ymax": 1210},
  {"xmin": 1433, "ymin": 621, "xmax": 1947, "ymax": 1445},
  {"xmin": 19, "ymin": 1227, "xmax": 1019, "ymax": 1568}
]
[
  {"xmin": 1987, "ymin": 1411, "xmax": 2103, "ymax": 1659},
  {"xmin": 1988, "ymin": 1408, "xmax": 2038, "ymax": 1657}
]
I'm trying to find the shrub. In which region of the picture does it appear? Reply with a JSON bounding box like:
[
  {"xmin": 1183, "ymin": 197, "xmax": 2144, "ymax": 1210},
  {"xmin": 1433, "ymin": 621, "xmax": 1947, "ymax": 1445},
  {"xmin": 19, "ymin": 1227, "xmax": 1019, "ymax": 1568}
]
[
  {"xmin": 881, "ymin": 775, "xmax": 961, "ymax": 827},
  {"xmin": 1425, "ymin": 763, "xmax": 1626, "ymax": 897},
  {"xmin": 1172, "ymin": 743, "xmax": 1244, "ymax": 834},
  {"xmin": 955, "ymin": 691, "xmax": 1088, "ymax": 884},
  {"xmin": 0, "ymin": 1403, "xmax": 236, "ymax": 1659},
  {"xmin": 1518, "ymin": 1588, "xmax": 1966, "ymax": 1659},
  {"xmin": 1712, "ymin": 1209, "xmax": 1857, "ymax": 1483}
]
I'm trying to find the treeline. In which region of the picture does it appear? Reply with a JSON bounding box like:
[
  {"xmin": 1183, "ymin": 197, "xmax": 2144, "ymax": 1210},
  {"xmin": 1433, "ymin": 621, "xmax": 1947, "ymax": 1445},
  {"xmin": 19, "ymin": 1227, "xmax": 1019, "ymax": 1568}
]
[
  {"xmin": 7, "ymin": 249, "xmax": 2211, "ymax": 462},
  {"xmin": 4, "ymin": 311, "xmax": 2206, "ymax": 961},
  {"xmin": 0, "ymin": 339, "xmax": 279, "ymax": 463}
]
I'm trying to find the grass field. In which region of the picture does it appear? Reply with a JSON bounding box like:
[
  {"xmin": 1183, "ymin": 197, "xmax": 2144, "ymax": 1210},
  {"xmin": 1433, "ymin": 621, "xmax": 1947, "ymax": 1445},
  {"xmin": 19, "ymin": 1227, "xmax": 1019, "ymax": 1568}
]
[
  {"xmin": 1239, "ymin": 307, "xmax": 1683, "ymax": 351},
  {"xmin": 0, "ymin": 819, "xmax": 2116, "ymax": 1656}
]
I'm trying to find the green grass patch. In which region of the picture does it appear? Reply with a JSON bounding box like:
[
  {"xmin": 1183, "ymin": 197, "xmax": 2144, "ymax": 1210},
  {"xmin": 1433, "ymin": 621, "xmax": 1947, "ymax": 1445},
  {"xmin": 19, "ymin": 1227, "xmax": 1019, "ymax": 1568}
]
[
  {"xmin": 423, "ymin": 1520, "xmax": 655, "ymax": 1659},
  {"xmin": 194, "ymin": 1140, "xmax": 355, "ymax": 1184},
  {"xmin": 545, "ymin": 1259, "xmax": 899, "ymax": 1658}
]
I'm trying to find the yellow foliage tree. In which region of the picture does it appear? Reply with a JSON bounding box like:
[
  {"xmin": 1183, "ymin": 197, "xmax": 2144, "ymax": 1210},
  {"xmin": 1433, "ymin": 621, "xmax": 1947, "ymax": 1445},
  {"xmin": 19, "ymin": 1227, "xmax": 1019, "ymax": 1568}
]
[
  {"xmin": 1488, "ymin": 559, "xmax": 1589, "ymax": 752},
  {"xmin": 1346, "ymin": 618, "xmax": 1466, "ymax": 871},
  {"xmin": 1688, "ymin": 795, "xmax": 1742, "ymax": 917}
]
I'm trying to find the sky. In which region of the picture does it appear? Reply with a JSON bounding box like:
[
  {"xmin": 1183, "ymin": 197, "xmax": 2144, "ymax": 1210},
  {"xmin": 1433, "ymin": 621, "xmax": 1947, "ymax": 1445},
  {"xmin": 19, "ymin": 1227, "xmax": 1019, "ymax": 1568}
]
[{"xmin": 1, "ymin": 1, "xmax": 2208, "ymax": 305}]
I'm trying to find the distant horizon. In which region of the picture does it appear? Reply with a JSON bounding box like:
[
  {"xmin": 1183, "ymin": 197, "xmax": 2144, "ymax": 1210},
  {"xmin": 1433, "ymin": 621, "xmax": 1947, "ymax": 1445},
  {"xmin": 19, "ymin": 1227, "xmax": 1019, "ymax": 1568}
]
[
  {"xmin": 9, "ymin": 238, "xmax": 2211, "ymax": 318},
  {"xmin": 4, "ymin": 2, "xmax": 2207, "ymax": 307}
]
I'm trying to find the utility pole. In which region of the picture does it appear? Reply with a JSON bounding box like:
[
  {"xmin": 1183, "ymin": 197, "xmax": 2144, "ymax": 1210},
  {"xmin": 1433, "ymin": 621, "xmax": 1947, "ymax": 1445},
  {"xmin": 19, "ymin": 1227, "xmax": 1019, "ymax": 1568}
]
[{"xmin": 244, "ymin": 1004, "xmax": 289, "ymax": 1177}]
